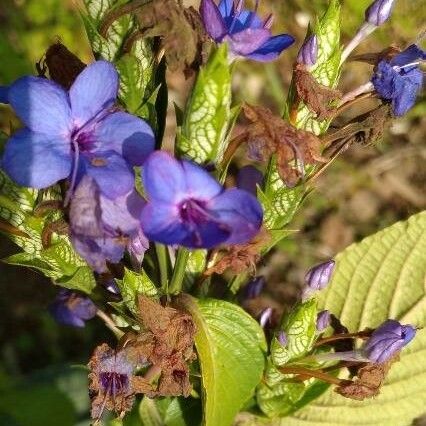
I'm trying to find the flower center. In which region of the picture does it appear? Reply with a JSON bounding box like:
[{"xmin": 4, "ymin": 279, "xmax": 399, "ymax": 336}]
[
  {"xmin": 72, "ymin": 128, "xmax": 95, "ymax": 152},
  {"xmin": 99, "ymin": 371, "xmax": 129, "ymax": 396},
  {"xmin": 179, "ymin": 199, "xmax": 209, "ymax": 225}
]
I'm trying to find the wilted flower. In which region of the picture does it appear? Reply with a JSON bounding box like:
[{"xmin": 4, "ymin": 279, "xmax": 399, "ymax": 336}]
[
  {"xmin": 297, "ymin": 34, "xmax": 318, "ymax": 68},
  {"xmin": 200, "ymin": 0, "xmax": 294, "ymax": 61},
  {"xmin": 70, "ymin": 175, "xmax": 148, "ymax": 273},
  {"xmin": 372, "ymin": 44, "xmax": 425, "ymax": 116},
  {"xmin": 0, "ymin": 86, "xmax": 8, "ymax": 104},
  {"xmin": 277, "ymin": 330, "xmax": 288, "ymax": 346},
  {"xmin": 302, "ymin": 259, "xmax": 335, "ymax": 300},
  {"xmin": 49, "ymin": 289, "xmax": 97, "ymax": 327},
  {"xmin": 316, "ymin": 310, "xmax": 331, "ymax": 332},
  {"xmin": 2, "ymin": 61, "xmax": 154, "ymax": 198},
  {"xmin": 364, "ymin": 319, "xmax": 416, "ymax": 363},
  {"xmin": 236, "ymin": 165, "xmax": 263, "ymax": 195},
  {"xmin": 140, "ymin": 151, "xmax": 263, "ymax": 249},
  {"xmin": 365, "ymin": 0, "xmax": 395, "ymax": 26}
]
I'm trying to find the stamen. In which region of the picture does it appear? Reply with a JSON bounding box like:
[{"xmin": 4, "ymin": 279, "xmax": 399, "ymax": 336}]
[
  {"xmin": 64, "ymin": 139, "xmax": 80, "ymax": 207},
  {"xmin": 393, "ymin": 61, "xmax": 421, "ymax": 72}
]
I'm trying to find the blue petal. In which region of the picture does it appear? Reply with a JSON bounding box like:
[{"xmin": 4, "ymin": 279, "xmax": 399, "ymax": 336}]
[
  {"xmin": 391, "ymin": 44, "xmax": 426, "ymax": 68},
  {"xmin": 200, "ymin": 0, "xmax": 227, "ymax": 40},
  {"xmin": 140, "ymin": 201, "xmax": 189, "ymax": 245},
  {"xmin": 93, "ymin": 111, "xmax": 155, "ymax": 166},
  {"xmin": 218, "ymin": 0, "xmax": 234, "ymax": 18},
  {"xmin": 208, "ymin": 188, "xmax": 263, "ymax": 244},
  {"xmin": 231, "ymin": 10, "xmax": 263, "ymax": 31},
  {"xmin": 248, "ymin": 34, "xmax": 295, "ymax": 62},
  {"xmin": 236, "ymin": 165, "xmax": 263, "ymax": 195},
  {"xmin": 8, "ymin": 77, "xmax": 71, "ymax": 135},
  {"xmin": 49, "ymin": 303, "xmax": 85, "ymax": 327},
  {"xmin": 392, "ymin": 69, "xmax": 423, "ymax": 116},
  {"xmin": 227, "ymin": 28, "xmax": 271, "ymax": 55},
  {"xmin": 182, "ymin": 160, "xmax": 222, "ymax": 200},
  {"xmin": 80, "ymin": 151, "xmax": 134, "ymax": 199},
  {"xmin": 0, "ymin": 86, "xmax": 9, "ymax": 104},
  {"xmin": 143, "ymin": 151, "xmax": 187, "ymax": 203},
  {"xmin": 69, "ymin": 61, "xmax": 119, "ymax": 126},
  {"xmin": 2, "ymin": 129, "xmax": 71, "ymax": 188}
]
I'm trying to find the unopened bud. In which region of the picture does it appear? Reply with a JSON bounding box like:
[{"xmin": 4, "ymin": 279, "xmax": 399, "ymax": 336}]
[
  {"xmin": 303, "ymin": 259, "xmax": 335, "ymax": 300},
  {"xmin": 277, "ymin": 330, "xmax": 288, "ymax": 346},
  {"xmin": 316, "ymin": 310, "xmax": 331, "ymax": 332},
  {"xmin": 240, "ymin": 276, "xmax": 265, "ymax": 301},
  {"xmin": 259, "ymin": 307, "xmax": 273, "ymax": 329},
  {"xmin": 297, "ymin": 34, "xmax": 318, "ymax": 67},
  {"xmin": 365, "ymin": 0, "xmax": 395, "ymax": 27}
]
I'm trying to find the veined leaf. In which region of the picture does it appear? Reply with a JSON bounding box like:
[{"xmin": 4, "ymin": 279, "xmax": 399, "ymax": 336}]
[
  {"xmin": 284, "ymin": 212, "xmax": 426, "ymax": 425},
  {"xmin": 178, "ymin": 295, "xmax": 266, "ymax": 426},
  {"xmin": 176, "ymin": 44, "xmax": 232, "ymax": 166},
  {"xmin": 56, "ymin": 266, "xmax": 97, "ymax": 294}
]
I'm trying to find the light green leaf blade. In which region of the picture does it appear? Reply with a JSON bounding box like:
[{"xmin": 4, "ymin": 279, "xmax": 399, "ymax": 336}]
[
  {"xmin": 56, "ymin": 266, "xmax": 97, "ymax": 294},
  {"xmin": 284, "ymin": 212, "xmax": 426, "ymax": 425},
  {"xmin": 176, "ymin": 44, "xmax": 232, "ymax": 166},
  {"xmin": 179, "ymin": 296, "xmax": 266, "ymax": 426}
]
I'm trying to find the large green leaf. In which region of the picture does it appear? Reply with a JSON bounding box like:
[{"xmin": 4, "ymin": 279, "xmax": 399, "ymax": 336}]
[
  {"xmin": 176, "ymin": 44, "xmax": 232, "ymax": 166},
  {"xmin": 179, "ymin": 296, "xmax": 266, "ymax": 426},
  {"xmin": 283, "ymin": 212, "xmax": 426, "ymax": 425}
]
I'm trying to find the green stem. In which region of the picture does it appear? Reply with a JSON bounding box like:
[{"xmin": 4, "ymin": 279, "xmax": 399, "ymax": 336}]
[
  {"xmin": 155, "ymin": 243, "xmax": 169, "ymax": 292},
  {"xmin": 169, "ymin": 248, "xmax": 190, "ymax": 294}
]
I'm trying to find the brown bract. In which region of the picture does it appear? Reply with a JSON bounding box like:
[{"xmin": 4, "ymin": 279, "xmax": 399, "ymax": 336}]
[
  {"xmin": 335, "ymin": 353, "xmax": 399, "ymax": 400},
  {"xmin": 243, "ymin": 104, "xmax": 326, "ymax": 187},
  {"xmin": 294, "ymin": 63, "xmax": 341, "ymax": 122},
  {"xmin": 205, "ymin": 228, "xmax": 271, "ymax": 276}
]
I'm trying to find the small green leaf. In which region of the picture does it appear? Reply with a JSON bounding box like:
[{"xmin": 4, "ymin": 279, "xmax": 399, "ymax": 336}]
[
  {"xmin": 176, "ymin": 44, "xmax": 232, "ymax": 166},
  {"xmin": 3, "ymin": 252, "xmax": 56, "ymax": 276},
  {"xmin": 56, "ymin": 267, "xmax": 97, "ymax": 294},
  {"xmin": 116, "ymin": 268, "xmax": 158, "ymax": 314},
  {"xmin": 179, "ymin": 295, "xmax": 266, "ymax": 426},
  {"xmin": 286, "ymin": 212, "xmax": 426, "ymax": 425},
  {"xmin": 183, "ymin": 249, "xmax": 207, "ymax": 289}
]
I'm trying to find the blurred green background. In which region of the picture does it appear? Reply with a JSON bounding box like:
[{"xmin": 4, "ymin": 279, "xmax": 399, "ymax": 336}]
[{"xmin": 0, "ymin": 0, "xmax": 424, "ymax": 425}]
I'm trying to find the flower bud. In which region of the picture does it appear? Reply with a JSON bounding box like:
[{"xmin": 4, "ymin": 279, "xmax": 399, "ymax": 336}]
[
  {"xmin": 316, "ymin": 310, "xmax": 331, "ymax": 332},
  {"xmin": 259, "ymin": 307, "xmax": 273, "ymax": 329},
  {"xmin": 240, "ymin": 276, "xmax": 265, "ymax": 301},
  {"xmin": 297, "ymin": 35, "xmax": 318, "ymax": 67},
  {"xmin": 302, "ymin": 259, "xmax": 335, "ymax": 299},
  {"xmin": 49, "ymin": 289, "xmax": 97, "ymax": 327},
  {"xmin": 363, "ymin": 319, "xmax": 416, "ymax": 363},
  {"xmin": 277, "ymin": 330, "xmax": 288, "ymax": 346},
  {"xmin": 365, "ymin": 0, "xmax": 395, "ymax": 26}
]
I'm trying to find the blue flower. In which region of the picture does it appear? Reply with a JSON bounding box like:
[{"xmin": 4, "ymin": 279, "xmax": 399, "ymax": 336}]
[
  {"xmin": 200, "ymin": 0, "xmax": 294, "ymax": 61},
  {"xmin": 140, "ymin": 151, "xmax": 263, "ymax": 249},
  {"xmin": 2, "ymin": 61, "xmax": 155, "ymax": 198},
  {"xmin": 70, "ymin": 175, "xmax": 147, "ymax": 273},
  {"xmin": 364, "ymin": 319, "xmax": 416, "ymax": 363},
  {"xmin": 49, "ymin": 289, "xmax": 97, "ymax": 327},
  {"xmin": 372, "ymin": 44, "xmax": 425, "ymax": 116},
  {"xmin": 236, "ymin": 165, "xmax": 263, "ymax": 195}
]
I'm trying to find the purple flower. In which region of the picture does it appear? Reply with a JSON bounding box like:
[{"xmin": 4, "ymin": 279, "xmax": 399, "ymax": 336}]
[
  {"xmin": 302, "ymin": 259, "xmax": 335, "ymax": 300},
  {"xmin": 0, "ymin": 86, "xmax": 8, "ymax": 104},
  {"xmin": 236, "ymin": 165, "xmax": 263, "ymax": 195},
  {"xmin": 259, "ymin": 307, "xmax": 273, "ymax": 328},
  {"xmin": 140, "ymin": 151, "xmax": 263, "ymax": 249},
  {"xmin": 372, "ymin": 44, "xmax": 425, "ymax": 116},
  {"xmin": 277, "ymin": 330, "xmax": 287, "ymax": 346},
  {"xmin": 316, "ymin": 310, "xmax": 331, "ymax": 332},
  {"xmin": 364, "ymin": 319, "xmax": 416, "ymax": 363},
  {"xmin": 297, "ymin": 35, "xmax": 318, "ymax": 67},
  {"xmin": 200, "ymin": 0, "xmax": 294, "ymax": 62},
  {"xmin": 239, "ymin": 276, "xmax": 265, "ymax": 301},
  {"xmin": 49, "ymin": 289, "xmax": 97, "ymax": 327},
  {"xmin": 2, "ymin": 61, "xmax": 154, "ymax": 198},
  {"xmin": 70, "ymin": 175, "xmax": 148, "ymax": 273},
  {"xmin": 365, "ymin": 0, "xmax": 395, "ymax": 26}
]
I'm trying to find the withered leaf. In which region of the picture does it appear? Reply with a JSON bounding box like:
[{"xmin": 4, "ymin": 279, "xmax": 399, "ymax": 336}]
[
  {"xmin": 350, "ymin": 45, "xmax": 401, "ymax": 66},
  {"xmin": 205, "ymin": 228, "xmax": 271, "ymax": 276},
  {"xmin": 294, "ymin": 63, "xmax": 341, "ymax": 121},
  {"xmin": 44, "ymin": 42, "xmax": 86, "ymax": 89},
  {"xmin": 335, "ymin": 353, "xmax": 399, "ymax": 401},
  {"xmin": 243, "ymin": 104, "xmax": 326, "ymax": 187}
]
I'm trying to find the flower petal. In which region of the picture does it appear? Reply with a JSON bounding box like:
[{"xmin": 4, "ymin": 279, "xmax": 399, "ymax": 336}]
[
  {"xmin": 70, "ymin": 61, "xmax": 119, "ymax": 126},
  {"xmin": 0, "ymin": 86, "xmax": 9, "ymax": 104},
  {"xmin": 80, "ymin": 151, "xmax": 134, "ymax": 199},
  {"xmin": 200, "ymin": 0, "xmax": 227, "ymax": 40},
  {"xmin": 208, "ymin": 188, "xmax": 263, "ymax": 244},
  {"xmin": 218, "ymin": 0, "xmax": 234, "ymax": 18},
  {"xmin": 182, "ymin": 160, "xmax": 222, "ymax": 200},
  {"xmin": 392, "ymin": 69, "xmax": 423, "ymax": 116},
  {"xmin": 8, "ymin": 77, "xmax": 71, "ymax": 135},
  {"xmin": 248, "ymin": 34, "xmax": 295, "ymax": 62},
  {"xmin": 227, "ymin": 28, "xmax": 271, "ymax": 56},
  {"xmin": 391, "ymin": 44, "xmax": 426, "ymax": 68},
  {"xmin": 143, "ymin": 151, "xmax": 187, "ymax": 203},
  {"xmin": 2, "ymin": 129, "xmax": 71, "ymax": 188},
  {"xmin": 93, "ymin": 111, "xmax": 155, "ymax": 166}
]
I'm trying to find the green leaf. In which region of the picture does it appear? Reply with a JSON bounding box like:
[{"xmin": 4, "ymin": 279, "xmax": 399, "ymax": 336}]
[
  {"xmin": 178, "ymin": 296, "xmax": 266, "ymax": 426},
  {"xmin": 176, "ymin": 44, "xmax": 232, "ymax": 166},
  {"xmin": 116, "ymin": 268, "xmax": 158, "ymax": 314},
  {"xmin": 3, "ymin": 252, "xmax": 56, "ymax": 276},
  {"xmin": 285, "ymin": 212, "xmax": 426, "ymax": 425},
  {"xmin": 56, "ymin": 266, "xmax": 97, "ymax": 294}
]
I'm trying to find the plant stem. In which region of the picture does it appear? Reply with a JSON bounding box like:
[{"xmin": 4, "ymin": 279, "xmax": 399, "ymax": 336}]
[
  {"xmin": 314, "ymin": 330, "xmax": 372, "ymax": 347},
  {"xmin": 169, "ymin": 248, "xmax": 190, "ymax": 294},
  {"xmin": 155, "ymin": 243, "xmax": 169, "ymax": 292},
  {"xmin": 278, "ymin": 365, "xmax": 346, "ymax": 386},
  {"xmin": 96, "ymin": 309, "xmax": 124, "ymax": 339}
]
